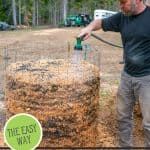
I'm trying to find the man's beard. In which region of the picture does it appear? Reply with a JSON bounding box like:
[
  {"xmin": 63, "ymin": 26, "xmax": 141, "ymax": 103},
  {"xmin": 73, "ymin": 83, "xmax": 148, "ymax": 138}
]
[{"xmin": 123, "ymin": 0, "xmax": 137, "ymax": 16}]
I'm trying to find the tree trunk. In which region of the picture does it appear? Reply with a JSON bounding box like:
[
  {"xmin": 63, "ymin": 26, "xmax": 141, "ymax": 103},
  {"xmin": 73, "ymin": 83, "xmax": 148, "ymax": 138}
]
[
  {"xmin": 48, "ymin": 0, "xmax": 54, "ymax": 25},
  {"xmin": 32, "ymin": 0, "xmax": 36, "ymax": 26},
  {"xmin": 36, "ymin": 0, "xmax": 39, "ymax": 26},
  {"xmin": 53, "ymin": 2, "xmax": 57, "ymax": 26},
  {"xmin": 18, "ymin": 0, "xmax": 21, "ymax": 25},
  {"xmin": 63, "ymin": 0, "xmax": 68, "ymax": 20},
  {"xmin": 12, "ymin": 0, "xmax": 17, "ymax": 26},
  {"xmin": 48, "ymin": 1, "xmax": 52, "ymax": 24},
  {"xmin": 23, "ymin": 0, "xmax": 29, "ymax": 26}
]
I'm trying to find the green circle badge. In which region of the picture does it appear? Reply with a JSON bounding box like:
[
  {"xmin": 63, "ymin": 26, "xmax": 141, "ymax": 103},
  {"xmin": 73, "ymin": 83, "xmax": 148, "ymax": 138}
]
[{"xmin": 4, "ymin": 113, "xmax": 43, "ymax": 150}]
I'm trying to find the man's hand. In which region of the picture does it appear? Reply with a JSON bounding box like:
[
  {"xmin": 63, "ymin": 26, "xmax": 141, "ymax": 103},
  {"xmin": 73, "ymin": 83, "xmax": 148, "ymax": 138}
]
[
  {"xmin": 78, "ymin": 19, "xmax": 102, "ymax": 41},
  {"xmin": 78, "ymin": 27, "xmax": 93, "ymax": 40}
]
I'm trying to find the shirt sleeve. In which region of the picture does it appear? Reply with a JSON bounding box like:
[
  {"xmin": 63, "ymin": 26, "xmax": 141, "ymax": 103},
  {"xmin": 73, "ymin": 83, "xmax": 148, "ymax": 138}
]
[{"xmin": 102, "ymin": 12, "xmax": 122, "ymax": 32}]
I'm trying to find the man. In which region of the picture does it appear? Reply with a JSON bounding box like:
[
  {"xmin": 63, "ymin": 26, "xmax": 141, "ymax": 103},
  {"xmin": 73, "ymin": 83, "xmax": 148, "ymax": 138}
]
[{"xmin": 78, "ymin": 0, "xmax": 150, "ymax": 147}]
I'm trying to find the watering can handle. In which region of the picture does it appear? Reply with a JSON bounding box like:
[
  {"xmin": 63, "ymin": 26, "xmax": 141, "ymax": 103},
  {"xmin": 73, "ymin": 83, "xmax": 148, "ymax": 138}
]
[{"xmin": 78, "ymin": 34, "xmax": 86, "ymax": 41}]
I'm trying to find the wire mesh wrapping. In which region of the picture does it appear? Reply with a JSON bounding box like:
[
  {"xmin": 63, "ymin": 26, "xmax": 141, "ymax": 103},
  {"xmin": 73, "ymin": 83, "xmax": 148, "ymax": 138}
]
[{"xmin": 2, "ymin": 42, "xmax": 100, "ymax": 147}]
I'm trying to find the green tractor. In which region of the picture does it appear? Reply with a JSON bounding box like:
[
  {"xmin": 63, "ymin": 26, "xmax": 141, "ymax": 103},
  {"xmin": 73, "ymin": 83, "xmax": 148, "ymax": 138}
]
[{"xmin": 64, "ymin": 14, "xmax": 92, "ymax": 27}]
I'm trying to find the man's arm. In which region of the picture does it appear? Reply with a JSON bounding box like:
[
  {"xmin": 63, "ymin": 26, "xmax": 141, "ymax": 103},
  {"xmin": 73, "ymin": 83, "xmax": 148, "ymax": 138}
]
[
  {"xmin": 78, "ymin": 19, "xmax": 102, "ymax": 40},
  {"xmin": 79, "ymin": 12, "xmax": 122, "ymax": 40}
]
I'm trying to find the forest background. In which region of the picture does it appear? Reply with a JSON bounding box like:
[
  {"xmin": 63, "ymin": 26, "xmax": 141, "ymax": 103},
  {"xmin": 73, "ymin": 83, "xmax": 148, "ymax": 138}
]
[
  {"xmin": 0, "ymin": 0, "xmax": 122, "ymax": 27},
  {"xmin": 0, "ymin": 0, "xmax": 150, "ymax": 27}
]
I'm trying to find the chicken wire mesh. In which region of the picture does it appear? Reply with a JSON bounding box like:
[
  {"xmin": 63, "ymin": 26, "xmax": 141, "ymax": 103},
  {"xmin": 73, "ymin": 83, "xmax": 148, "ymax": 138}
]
[
  {"xmin": 0, "ymin": 41, "xmax": 101, "ymax": 147},
  {"xmin": 1, "ymin": 41, "xmax": 100, "ymax": 92}
]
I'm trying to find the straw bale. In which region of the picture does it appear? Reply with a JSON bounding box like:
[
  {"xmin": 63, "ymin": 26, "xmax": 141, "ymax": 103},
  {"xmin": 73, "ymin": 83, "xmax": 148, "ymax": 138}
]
[{"xmin": 6, "ymin": 59, "xmax": 100, "ymax": 147}]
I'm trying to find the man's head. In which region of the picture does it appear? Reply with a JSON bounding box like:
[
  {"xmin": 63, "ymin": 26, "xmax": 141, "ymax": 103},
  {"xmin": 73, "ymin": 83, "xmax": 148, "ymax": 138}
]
[{"xmin": 119, "ymin": 0, "xmax": 145, "ymax": 15}]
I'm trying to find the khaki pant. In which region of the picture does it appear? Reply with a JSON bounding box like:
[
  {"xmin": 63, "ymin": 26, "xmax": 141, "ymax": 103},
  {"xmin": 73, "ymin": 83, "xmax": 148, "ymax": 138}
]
[{"xmin": 117, "ymin": 71, "xmax": 150, "ymax": 147}]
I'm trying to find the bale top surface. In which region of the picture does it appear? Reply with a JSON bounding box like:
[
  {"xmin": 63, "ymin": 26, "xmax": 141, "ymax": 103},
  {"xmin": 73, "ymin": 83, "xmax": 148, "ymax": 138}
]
[{"xmin": 7, "ymin": 59, "xmax": 100, "ymax": 85}]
